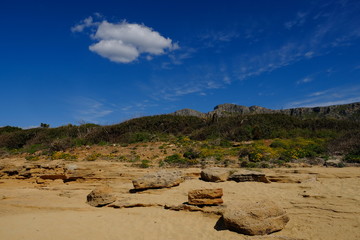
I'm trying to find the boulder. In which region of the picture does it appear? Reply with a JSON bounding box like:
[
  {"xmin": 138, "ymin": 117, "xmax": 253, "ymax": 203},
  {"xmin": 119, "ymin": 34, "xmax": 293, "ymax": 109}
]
[
  {"xmin": 188, "ymin": 188, "xmax": 223, "ymax": 205},
  {"xmin": 324, "ymin": 159, "xmax": 344, "ymax": 167},
  {"xmin": 200, "ymin": 168, "xmax": 231, "ymax": 182},
  {"xmin": 223, "ymin": 200, "xmax": 289, "ymax": 235},
  {"xmin": 86, "ymin": 186, "xmax": 116, "ymax": 207},
  {"xmin": 229, "ymin": 170, "xmax": 270, "ymax": 183},
  {"xmin": 132, "ymin": 170, "xmax": 184, "ymax": 190}
]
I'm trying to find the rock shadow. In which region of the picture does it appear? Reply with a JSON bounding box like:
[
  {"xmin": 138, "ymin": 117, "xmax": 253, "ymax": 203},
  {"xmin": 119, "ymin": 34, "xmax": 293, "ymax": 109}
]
[{"xmin": 214, "ymin": 216, "xmax": 227, "ymax": 231}]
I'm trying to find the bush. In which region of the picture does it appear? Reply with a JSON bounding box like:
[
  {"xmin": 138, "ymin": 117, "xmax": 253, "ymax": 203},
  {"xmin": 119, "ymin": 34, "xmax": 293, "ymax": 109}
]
[
  {"xmin": 164, "ymin": 154, "xmax": 185, "ymax": 164},
  {"xmin": 164, "ymin": 154, "xmax": 198, "ymax": 166},
  {"xmin": 51, "ymin": 151, "xmax": 77, "ymax": 161},
  {"xmin": 183, "ymin": 149, "xmax": 200, "ymax": 159},
  {"xmin": 85, "ymin": 153, "xmax": 102, "ymax": 161},
  {"xmin": 344, "ymin": 149, "xmax": 360, "ymax": 163},
  {"xmin": 139, "ymin": 160, "xmax": 150, "ymax": 168}
]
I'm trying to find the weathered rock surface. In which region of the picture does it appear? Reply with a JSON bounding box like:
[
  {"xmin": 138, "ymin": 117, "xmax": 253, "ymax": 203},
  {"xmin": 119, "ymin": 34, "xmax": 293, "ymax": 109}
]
[
  {"xmin": 188, "ymin": 188, "xmax": 223, "ymax": 205},
  {"xmin": 171, "ymin": 102, "xmax": 360, "ymax": 121},
  {"xmin": 200, "ymin": 168, "xmax": 231, "ymax": 182},
  {"xmin": 324, "ymin": 159, "xmax": 344, "ymax": 167},
  {"xmin": 223, "ymin": 200, "xmax": 289, "ymax": 235},
  {"xmin": 86, "ymin": 186, "xmax": 116, "ymax": 207},
  {"xmin": 165, "ymin": 204, "xmax": 226, "ymax": 215},
  {"xmin": 171, "ymin": 108, "xmax": 206, "ymax": 118},
  {"xmin": 229, "ymin": 170, "xmax": 270, "ymax": 183},
  {"xmin": 132, "ymin": 170, "xmax": 184, "ymax": 190}
]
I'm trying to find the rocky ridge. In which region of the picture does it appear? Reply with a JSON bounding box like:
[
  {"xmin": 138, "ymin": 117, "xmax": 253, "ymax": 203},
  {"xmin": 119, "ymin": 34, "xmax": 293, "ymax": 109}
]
[{"xmin": 171, "ymin": 102, "xmax": 360, "ymax": 120}]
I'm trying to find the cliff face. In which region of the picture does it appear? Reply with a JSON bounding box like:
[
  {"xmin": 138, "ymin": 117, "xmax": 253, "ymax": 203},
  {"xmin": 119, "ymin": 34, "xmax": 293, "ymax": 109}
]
[
  {"xmin": 170, "ymin": 102, "xmax": 360, "ymax": 121},
  {"xmin": 278, "ymin": 102, "xmax": 360, "ymax": 120},
  {"xmin": 171, "ymin": 108, "xmax": 206, "ymax": 118}
]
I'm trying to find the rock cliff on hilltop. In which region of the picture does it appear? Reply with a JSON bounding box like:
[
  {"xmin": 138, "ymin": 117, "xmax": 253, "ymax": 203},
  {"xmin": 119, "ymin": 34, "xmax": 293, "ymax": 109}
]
[
  {"xmin": 170, "ymin": 102, "xmax": 360, "ymax": 121},
  {"xmin": 171, "ymin": 108, "xmax": 206, "ymax": 118}
]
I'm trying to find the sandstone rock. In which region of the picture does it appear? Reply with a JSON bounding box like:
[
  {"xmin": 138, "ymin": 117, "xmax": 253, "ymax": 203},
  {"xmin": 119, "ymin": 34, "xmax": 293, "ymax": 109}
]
[
  {"xmin": 223, "ymin": 200, "xmax": 289, "ymax": 235},
  {"xmin": 324, "ymin": 159, "xmax": 344, "ymax": 167},
  {"xmin": 132, "ymin": 170, "xmax": 184, "ymax": 190},
  {"xmin": 86, "ymin": 186, "xmax": 116, "ymax": 207},
  {"xmin": 229, "ymin": 170, "xmax": 270, "ymax": 183},
  {"xmin": 188, "ymin": 188, "xmax": 223, "ymax": 205},
  {"xmin": 200, "ymin": 168, "xmax": 230, "ymax": 182},
  {"xmin": 165, "ymin": 204, "xmax": 225, "ymax": 215}
]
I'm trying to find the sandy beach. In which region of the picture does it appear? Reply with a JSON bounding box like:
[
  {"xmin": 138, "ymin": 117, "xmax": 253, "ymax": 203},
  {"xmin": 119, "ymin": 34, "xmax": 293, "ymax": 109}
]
[{"xmin": 0, "ymin": 158, "xmax": 359, "ymax": 240}]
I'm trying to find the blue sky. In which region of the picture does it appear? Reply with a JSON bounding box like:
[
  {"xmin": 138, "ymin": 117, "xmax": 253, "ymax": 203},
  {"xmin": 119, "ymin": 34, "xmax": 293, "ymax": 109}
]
[{"xmin": 1, "ymin": 0, "xmax": 360, "ymax": 128}]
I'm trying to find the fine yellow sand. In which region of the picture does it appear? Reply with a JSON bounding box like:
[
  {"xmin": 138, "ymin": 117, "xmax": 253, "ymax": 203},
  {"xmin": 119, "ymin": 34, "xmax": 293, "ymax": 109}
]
[{"xmin": 0, "ymin": 160, "xmax": 359, "ymax": 240}]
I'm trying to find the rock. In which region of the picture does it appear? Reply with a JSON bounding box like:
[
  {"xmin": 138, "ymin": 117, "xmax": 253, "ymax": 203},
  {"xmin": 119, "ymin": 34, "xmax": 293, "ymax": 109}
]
[
  {"xmin": 200, "ymin": 168, "xmax": 231, "ymax": 182},
  {"xmin": 188, "ymin": 188, "xmax": 223, "ymax": 205},
  {"xmin": 39, "ymin": 174, "xmax": 67, "ymax": 180},
  {"xmin": 165, "ymin": 204, "xmax": 225, "ymax": 215},
  {"xmin": 171, "ymin": 102, "xmax": 360, "ymax": 121},
  {"xmin": 171, "ymin": 108, "xmax": 206, "ymax": 118},
  {"xmin": 132, "ymin": 170, "xmax": 184, "ymax": 190},
  {"xmin": 86, "ymin": 186, "xmax": 116, "ymax": 207},
  {"xmin": 35, "ymin": 177, "xmax": 46, "ymax": 184},
  {"xmin": 223, "ymin": 200, "xmax": 289, "ymax": 235},
  {"xmin": 229, "ymin": 170, "xmax": 270, "ymax": 183},
  {"xmin": 324, "ymin": 159, "xmax": 344, "ymax": 167}
]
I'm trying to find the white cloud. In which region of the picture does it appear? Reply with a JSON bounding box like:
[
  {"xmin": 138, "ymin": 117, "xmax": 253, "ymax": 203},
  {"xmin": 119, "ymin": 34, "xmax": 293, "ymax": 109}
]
[
  {"xmin": 89, "ymin": 39, "xmax": 139, "ymax": 63},
  {"xmin": 71, "ymin": 16, "xmax": 98, "ymax": 33},
  {"xmin": 73, "ymin": 17, "xmax": 178, "ymax": 63}
]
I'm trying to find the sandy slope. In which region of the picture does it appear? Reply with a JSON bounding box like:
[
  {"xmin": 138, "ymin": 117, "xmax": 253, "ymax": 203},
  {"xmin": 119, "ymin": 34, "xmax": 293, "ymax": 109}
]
[{"xmin": 0, "ymin": 163, "xmax": 359, "ymax": 240}]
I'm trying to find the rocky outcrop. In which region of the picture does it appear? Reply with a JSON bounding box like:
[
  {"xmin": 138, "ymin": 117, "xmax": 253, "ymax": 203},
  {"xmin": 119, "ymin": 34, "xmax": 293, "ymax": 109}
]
[
  {"xmin": 229, "ymin": 170, "xmax": 271, "ymax": 183},
  {"xmin": 200, "ymin": 168, "xmax": 231, "ymax": 182},
  {"xmin": 171, "ymin": 108, "xmax": 206, "ymax": 118},
  {"xmin": 210, "ymin": 104, "xmax": 274, "ymax": 116},
  {"xmin": 223, "ymin": 200, "xmax": 289, "ymax": 235},
  {"xmin": 170, "ymin": 102, "xmax": 360, "ymax": 121},
  {"xmin": 86, "ymin": 186, "xmax": 117, "ymax": 207},
  {"xmin": 132, "ymin": 170, "xmax": 184, "ymax": 190},
  {"xmin": 188, "ymin": 188, "xmax": 223, "ymax": 205}
]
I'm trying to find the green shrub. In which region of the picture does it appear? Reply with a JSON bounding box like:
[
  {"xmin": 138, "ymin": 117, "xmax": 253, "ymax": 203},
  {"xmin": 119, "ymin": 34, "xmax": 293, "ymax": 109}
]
[
  {"xmin": 139, "ymin": 160, "xmax": 150, "ymax": 168},
  {"xmin": 183, "ymin": 149, "xmax": 200, "ymax": 159},
  {"xmin": 344, "ymin": 149, "xmax": 360, "ymax": 163},
  {"xmin": 164, "ymin": 154, "xmax": 185, "ymax": 164}
]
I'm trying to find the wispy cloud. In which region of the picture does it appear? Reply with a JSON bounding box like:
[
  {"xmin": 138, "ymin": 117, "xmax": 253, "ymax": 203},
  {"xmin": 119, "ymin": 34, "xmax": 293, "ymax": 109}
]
[
  {"xmin": 286, "ymin": 85, "xmax": 360, "ymax": 108},
  {"xmin": 72, "ymin": 97, "xmax": 113, "ymax": 123},
  {"xmin": 154, "ymin": 79, "xmax": 223, "ymax": 101},
  {"xmin": 236, "ymin": 42, "xmax": 312, "ymax": 80},
  {"xmin": 236, "ymin": 0, "xmax": 360, "ymax": 81},
  {"xmin": 199, "ymin": 30, "xmax": 240, "ymax": 47},
  {"xmin": 297, "ymin": 76, "xmax": 313, "ymax": 84},
  {"xmin": 284, "ymin": 11, "xmax": 309, "ymax": 29}
]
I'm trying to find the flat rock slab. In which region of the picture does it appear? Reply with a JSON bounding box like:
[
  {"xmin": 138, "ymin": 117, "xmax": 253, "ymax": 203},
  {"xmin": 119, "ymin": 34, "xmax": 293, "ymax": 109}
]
[
  {"xmin": 132, "ymin": 170, "xmax": 184, "ymax": 190},
  {"xmin": 223, "ymin": 200, "xmax": 289, "ymax": 236},
  {"xmin": 229, "ymin": 170, "xmax": 270, "ymax": 183},
  {"xmin": 188, "ymin": 188, "xmax": 223, "ymax": 205},
  {"xmin": 165, "ymin": 204, "xmax": 226, "ymax": 215},
  {"xmin": 200, "ymin": 168, "xmax": 231, "ymax": 182},
  {"xmin": 86, "ymin": 185, "xmax": 117, "ymax": 207}
]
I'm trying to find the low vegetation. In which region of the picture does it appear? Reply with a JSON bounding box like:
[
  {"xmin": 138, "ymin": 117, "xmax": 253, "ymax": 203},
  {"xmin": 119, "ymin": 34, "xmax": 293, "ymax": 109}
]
[{"xmin": 0, "ymin": 114, "xmax": 359, "ymax": 167}]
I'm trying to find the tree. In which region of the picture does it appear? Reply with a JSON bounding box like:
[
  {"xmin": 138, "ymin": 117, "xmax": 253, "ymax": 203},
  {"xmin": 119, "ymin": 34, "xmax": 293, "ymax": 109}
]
[{"xmin": 40, "ymin": 123, "xmax": 50, "ymax": 128}]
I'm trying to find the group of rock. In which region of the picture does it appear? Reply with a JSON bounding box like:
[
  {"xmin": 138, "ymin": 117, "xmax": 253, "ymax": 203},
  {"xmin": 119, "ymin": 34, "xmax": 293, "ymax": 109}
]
[{"xmin": 87, "ymin": 168, "xmax": 289, "ymax": 236}]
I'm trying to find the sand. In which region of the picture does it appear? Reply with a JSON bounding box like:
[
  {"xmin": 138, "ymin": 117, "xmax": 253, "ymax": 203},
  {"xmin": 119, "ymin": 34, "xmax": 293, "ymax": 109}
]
[{"xmin": 0, "ymin": 159, "xmax": 359, "ymax": 240}]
